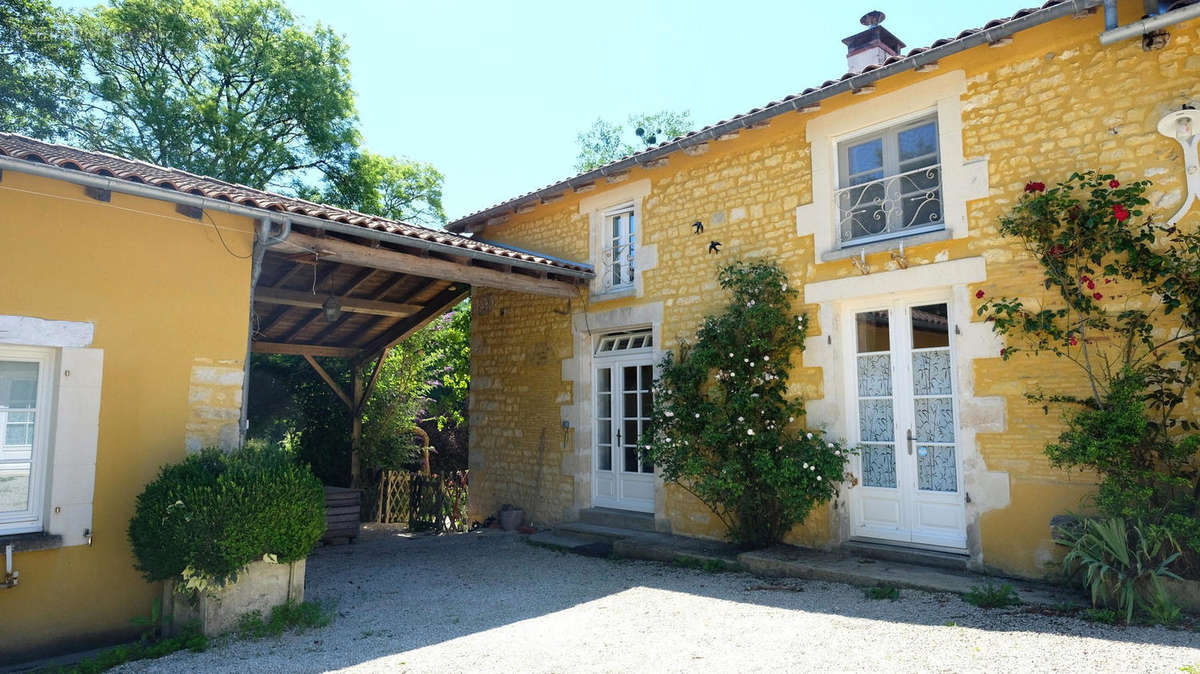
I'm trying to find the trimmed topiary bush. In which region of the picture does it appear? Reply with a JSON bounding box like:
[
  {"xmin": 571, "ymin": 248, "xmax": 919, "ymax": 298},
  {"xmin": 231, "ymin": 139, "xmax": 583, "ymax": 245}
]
[{"xmin": 128, "ymin": 445, "xmax": 325, "ymax": 589}]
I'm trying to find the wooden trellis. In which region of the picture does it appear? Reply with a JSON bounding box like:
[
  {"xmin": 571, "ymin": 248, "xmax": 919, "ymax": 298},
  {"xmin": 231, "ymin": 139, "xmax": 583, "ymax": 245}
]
[{"xmin": 375, "ymin": 470, "xmax": 470, "ymax": 532}]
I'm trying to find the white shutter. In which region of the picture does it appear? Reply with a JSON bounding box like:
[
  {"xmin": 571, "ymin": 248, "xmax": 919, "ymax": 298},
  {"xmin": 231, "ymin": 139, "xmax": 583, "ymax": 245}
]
[{"xmin": 46, "ymin": 348, "xmax": 103, "ymax": 547}]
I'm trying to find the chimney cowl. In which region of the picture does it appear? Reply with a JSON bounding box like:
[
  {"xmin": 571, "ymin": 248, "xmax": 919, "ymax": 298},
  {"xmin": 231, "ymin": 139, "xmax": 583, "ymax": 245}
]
[{"xmin": 842, "ymin": 11, "xmax": 905, "ymax": 73}]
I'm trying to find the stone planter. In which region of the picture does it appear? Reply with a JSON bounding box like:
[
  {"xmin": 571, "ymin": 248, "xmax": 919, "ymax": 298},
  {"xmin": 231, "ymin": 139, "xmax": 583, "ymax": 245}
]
[
  {"xmin": 1164, "ymin": 577, "xmax": 1200, "ymax": 614},
  {"xmin": 164, "ymin": 559, "xmax": 306, "ymax": 637}
]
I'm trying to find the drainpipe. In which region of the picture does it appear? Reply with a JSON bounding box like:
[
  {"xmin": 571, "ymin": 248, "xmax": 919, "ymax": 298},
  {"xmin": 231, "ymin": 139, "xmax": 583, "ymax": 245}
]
[
  {"xmin": 238, "ymin": 218, "xmax": 292, "ymax": 448},
  {"xmin": 1103, "ymin": 0, "xmax": 1119, "ymax": 30},
  {"xmin": 1100, "ymin": 2, "xmax": 1200, "ymax": 44}
]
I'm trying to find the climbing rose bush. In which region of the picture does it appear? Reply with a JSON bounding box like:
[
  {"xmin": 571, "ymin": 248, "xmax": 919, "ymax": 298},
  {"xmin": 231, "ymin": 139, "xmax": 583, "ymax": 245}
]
[
  {"xmin": 646, "ymin": 260, "xmax": 850, "ymax": 548},
  {"xmin": 977, "ymin": 171, "xmax": 1200, "ymax": 579}
]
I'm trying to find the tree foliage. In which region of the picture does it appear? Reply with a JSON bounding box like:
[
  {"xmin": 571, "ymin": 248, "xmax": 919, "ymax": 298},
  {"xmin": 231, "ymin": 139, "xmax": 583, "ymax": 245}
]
[
  {"xmin": 66, "ymin": 0, "xmax": 358, "ymax": 190},
  {"xmin": 574, "ymin": 110, "xmax": 693, "ymax": 172},
  {"xmin": 647, "ymin": 260, "xmax": 849, "ymax": 548},
  {"xmin": 979, "ymin": 171, "xmax": 1200, "ymax": 576},
  {"xmin": 304, "ymin": 151, "xmax": 446, "ymax": 227},
  {"xmin": 0, "ymin": 0, "xmax": 78, "ymax": 137}
]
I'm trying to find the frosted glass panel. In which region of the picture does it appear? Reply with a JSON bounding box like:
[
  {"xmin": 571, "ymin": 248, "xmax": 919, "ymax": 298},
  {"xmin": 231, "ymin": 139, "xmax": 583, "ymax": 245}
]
[
  {"xmin": 917, "ymin": 445, "xmax": 957, "ymax": 492},
  {"xmin": 858, "ymin": 399, "xmax": 894, "ymax": 443},
  {"xmin": 857, "ymin": 354, "xmax": 891, "ymax": 397},
  {"xmin": 862, "ymin": 445, "xmax": 897, "ymax": 488},
  {"xmin": 912, "ymin": 350, "xmax": 951, "ymax": 396},
  {"xmin": 915, "ymin": 398, "xmax": 955, "ymax": 443}
]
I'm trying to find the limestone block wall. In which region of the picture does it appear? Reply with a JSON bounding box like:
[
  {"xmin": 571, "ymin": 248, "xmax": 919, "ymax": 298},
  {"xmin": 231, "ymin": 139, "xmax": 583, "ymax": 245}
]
[{"xmin": 468, "ymin": 11, "xmax": 1200, "ymax": 578}]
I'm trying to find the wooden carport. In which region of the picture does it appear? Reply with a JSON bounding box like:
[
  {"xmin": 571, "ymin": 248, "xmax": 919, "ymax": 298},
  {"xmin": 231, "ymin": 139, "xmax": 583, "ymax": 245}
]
[{"xmin": 250, "ymin": 225, "xmax": 591, "ymax": 484}]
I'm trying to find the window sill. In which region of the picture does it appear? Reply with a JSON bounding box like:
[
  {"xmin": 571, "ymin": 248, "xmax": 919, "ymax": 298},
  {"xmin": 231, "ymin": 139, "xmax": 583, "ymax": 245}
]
[
  {"xmin": 590, "ymin": 287, "xmax": 637, "ymax": 302},
  {"xmin": 820, "ymin": 229, "xmax": 951, "ymax": 262},
  {"xmin": 0, "ymin": 531, "xmax": 63, "ymax": 552}
]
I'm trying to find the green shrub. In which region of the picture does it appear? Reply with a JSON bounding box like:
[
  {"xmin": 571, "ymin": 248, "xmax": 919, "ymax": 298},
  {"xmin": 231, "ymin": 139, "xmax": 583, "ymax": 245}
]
[
  {"xmin": 128, "ymin": 445, "xmax": 325, "ymax": 588},
  {"xmin": 1056, "ymin": 516, "xmax": 1181, "ymax": 624},
  {"xmin": 646, "ymin": 260, "xmax": 850, "ymax": 548},
  {"xmin": 963, "ymin": 582, "xmax": 1021, "ymax": 608}
]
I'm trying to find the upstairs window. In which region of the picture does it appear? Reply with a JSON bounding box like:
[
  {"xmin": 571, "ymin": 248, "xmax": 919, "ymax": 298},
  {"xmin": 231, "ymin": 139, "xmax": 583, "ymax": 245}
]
[
  {"xmin": 836, "ymin": 116, "xmax": 942, "ymax": 247},
  {"xmin": 601, "ymin": 204, "xmax": 635, "ymax": 291}
]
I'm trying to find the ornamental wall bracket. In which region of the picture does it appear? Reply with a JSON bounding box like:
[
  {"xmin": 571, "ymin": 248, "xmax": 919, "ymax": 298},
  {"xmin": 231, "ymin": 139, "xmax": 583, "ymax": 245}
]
[{"xmin": 1158, "ymin": 106, "xmax": 1200, "ymax": 226}]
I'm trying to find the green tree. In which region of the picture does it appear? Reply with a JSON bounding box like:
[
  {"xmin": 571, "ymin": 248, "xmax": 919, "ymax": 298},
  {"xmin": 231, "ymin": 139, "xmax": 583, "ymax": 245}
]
[
  {"xmin": 308, "ymin": 151, "xmax": 447, "ymax": 227},
  {"xmin": 66, "ymin": 0, "xmax": 358, "ymax": 190},
  {"xmin": 646, "ymin": 260, "xmax": 849, "ymax": 548},
  {"xmin": 0, "ymin": 0, "xmax": 78, "ymax": 137},
  {"xmin": 574, "ymin": 110, "xmax": 693, "ymax": 172}
]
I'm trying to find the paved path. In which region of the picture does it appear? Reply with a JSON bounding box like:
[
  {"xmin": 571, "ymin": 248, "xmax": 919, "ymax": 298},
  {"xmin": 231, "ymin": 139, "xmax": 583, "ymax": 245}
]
[{"xmin": 120, "ymin": 526, "xmax": 1200, "ymax": 673}]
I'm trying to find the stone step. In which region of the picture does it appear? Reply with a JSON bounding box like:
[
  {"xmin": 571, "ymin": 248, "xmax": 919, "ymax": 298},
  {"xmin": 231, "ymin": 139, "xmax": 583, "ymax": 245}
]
[
  {"xmin": 577, "ymin": 507, "xmax": 658, "ymax": 532},
  {"xmin": 738, "ymin": 546, "xmax": 1084, "ymax": 607},
  {"xmin": 556, "ymin": 521, "xmax": 657, "ymax": 542},
  {"xmin": 841, "ymin": 540, "xmax": 969, "ymax": 571},
  {"xmin": 527, "ymin": 530, "xmax": 612, "ymax": 557}
]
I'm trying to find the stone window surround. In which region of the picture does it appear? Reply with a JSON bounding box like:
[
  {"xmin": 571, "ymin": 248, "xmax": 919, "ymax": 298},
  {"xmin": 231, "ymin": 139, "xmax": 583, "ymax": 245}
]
[
  {"xmin": 0, "ymin": 314, "xmax": 101, "ymax": 549},
  {"xmin": 797, "ymin": 70, "xmax": 990, "ymax": 261},
  {"xmin": 581, "ymin": 179, "xmax": 658, "ymax": 301},
  {"xmin": 801, "ymin": 258, "xmax": 1010, "ymax": 567},
  {"xmin": 559, "ymin": 301, "xmax": 667, "ymax": 528}
]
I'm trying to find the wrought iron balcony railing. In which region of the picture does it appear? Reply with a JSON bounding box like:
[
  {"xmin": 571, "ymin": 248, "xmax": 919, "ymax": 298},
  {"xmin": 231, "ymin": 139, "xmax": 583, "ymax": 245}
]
[
  {"xmin": 600, "ymin": 242, "xmax": 636, "ymax": 290},
  {"xmin": 836, "ymin": 164, "xmax": 943, "ymax": 246}
]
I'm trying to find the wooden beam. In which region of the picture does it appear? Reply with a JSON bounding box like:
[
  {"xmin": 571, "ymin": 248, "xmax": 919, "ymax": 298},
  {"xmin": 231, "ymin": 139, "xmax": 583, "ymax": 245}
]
[
  {"xmin": 303, "ymin": 355, "xmax": 354, "ymax": 410},
  {"xmin": 272, "ymin": 232, "xmax": 582, "ymax": 298},
  {"xmin": 360, "ymin": 289, "xmax": 469, "ymax": 360},
  {"xmin": 251, "ymin": 341, "xmax": 360, "ymax": 358},
  {"xmin": 279, "ymin": 268, "xmax": 377, "ymax": 343},
  {"xmin": 256, "ymin": 262, "xmax": 323, "ymax": 338},
  {"xmin": 355, "ymin": 351, "xmax": 388, "ymax": 416},
  {"xmin": 255, "ymin": 287, "xmax": 422, "ymax": 317},
  {"xmin": 309, "ymin": 274, "xmax": 411, "ymax": 345}
]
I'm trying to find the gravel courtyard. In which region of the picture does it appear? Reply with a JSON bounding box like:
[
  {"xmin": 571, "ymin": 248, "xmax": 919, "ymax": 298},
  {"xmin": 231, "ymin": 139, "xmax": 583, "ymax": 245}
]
[{"xmin": 121, "ymin": 526, "xmax": 1200, "ymax": 673}]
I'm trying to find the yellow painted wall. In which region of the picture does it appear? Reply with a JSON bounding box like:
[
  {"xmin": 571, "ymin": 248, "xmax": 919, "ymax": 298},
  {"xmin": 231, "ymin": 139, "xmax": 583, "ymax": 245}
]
[
  {"xmin": 0, "ymin": 172, "xmax": 254, "ymax": 662},
  {"xmin": 470, "ymin": 9, "xmax": 1200, "ymax": 579}
]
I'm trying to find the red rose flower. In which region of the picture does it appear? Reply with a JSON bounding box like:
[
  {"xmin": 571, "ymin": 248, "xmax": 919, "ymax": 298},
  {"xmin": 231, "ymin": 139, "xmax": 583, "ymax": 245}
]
[
  {"xmin": 1087, "ymin": 280, "xmax": 1096, "ymax": 290},
  {"xmin": 1113, "ymin": 204, "xmax": 1130, "ymax": 222},
  {"xmin": 1025, "ymin": 181, "xmax": 1046, "ymax": 193},
  {"xmin": 1109, "ymin": 179, "xmax": 1120, "ymax": 188},
  {"xmin": 975, "ymin": 290, "xmax": 985, "ymax": 299},
  {"xmin": 1093, "ymin": 292, "xmax": 1103, "ymax": 300},
  {"xmin": 1080, "ymin": 275, "xmax": 1091, "ymax": 283},
  {"xmin": 1000, "ymin": 348, "xmax": 1008, "ymax": 357},
  {"xmin": 1069, "ymin": 336, "xmax": 1079, "ymax": 346},
  {"xmin": 1105, "ymin": 278, "xmax": 1112, "ymax": 284},
  {"xmin": 1047, "ymin": 244, "xmax": 1066, "ymax": 258}
]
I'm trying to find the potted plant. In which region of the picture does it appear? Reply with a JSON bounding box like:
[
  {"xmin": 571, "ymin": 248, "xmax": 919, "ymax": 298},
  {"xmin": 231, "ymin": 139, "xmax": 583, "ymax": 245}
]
[{"xmin": 128, "ymin": 445, "xmax": 325, "ymax": 636}]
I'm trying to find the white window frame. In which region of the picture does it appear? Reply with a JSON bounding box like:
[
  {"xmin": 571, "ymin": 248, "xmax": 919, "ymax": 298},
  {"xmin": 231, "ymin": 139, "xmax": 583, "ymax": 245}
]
[
  {"xmin": 836, "ymin": 113, "xmax": 943, "ymax": 248},
  {"xmin": 0, "ymin": 345, "xmax": 56, "ymax": 536},
  {"xmin": 601, "ymin": 203, "xmax": 636, "ymax": 291},
  {"xmin": 796, "ymin": 70, "xmax": 989, "ymax": 262}
]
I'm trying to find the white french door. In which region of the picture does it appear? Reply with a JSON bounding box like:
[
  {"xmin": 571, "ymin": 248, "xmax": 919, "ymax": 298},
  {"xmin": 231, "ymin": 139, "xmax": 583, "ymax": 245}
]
[
  {"xmin": 846, "ymin": 298, "xmax": 966, "ymax": 549},
  {"xmin": 593, "ymin": 348, "xmax": 655, "ymax": 513}
]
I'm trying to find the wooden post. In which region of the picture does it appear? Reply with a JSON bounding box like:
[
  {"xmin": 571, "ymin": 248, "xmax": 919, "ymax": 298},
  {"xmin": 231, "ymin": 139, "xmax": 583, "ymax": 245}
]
[{"xmin": 351, "ymin": 368, "xmax": 363, "ymax": 488}]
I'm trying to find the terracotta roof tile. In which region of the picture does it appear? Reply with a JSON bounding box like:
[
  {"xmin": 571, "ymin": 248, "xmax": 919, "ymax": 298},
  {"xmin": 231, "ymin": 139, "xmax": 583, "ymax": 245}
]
[{"xmin": 0, "ymin": 132, "xmax": 591, "ymax": 274}]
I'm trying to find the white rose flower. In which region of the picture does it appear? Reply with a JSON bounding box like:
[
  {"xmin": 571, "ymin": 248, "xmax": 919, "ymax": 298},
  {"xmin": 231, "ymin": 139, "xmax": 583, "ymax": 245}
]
[
  {"xmin": 738, "ymin": 416, "xmax": 744, "ymax": 422},
  {"xmin": 695, "ymin": 413, "xmax": 700, "ymax": 418},
  {"xmin": 665, "ymin": 411, "xmax": 674, "ymax": 417},
  {"xmin": 763, "ymin": 356, "xmax": 770, "ymax": 361},
  {"xmin": 747, "ymin": 429, "xmax": 755, "ymax": 436},
  {"xmin": 802, "ymin": 462, "xmax": 808, "ymax": 468},
  {"xmin": 806, "ymin": 432, "xmax": 813, "ymax": 439},
  {"xmin": 817, "ymin": 475, "xmax": 822, "ymax": 481},
  {"xmin": 789, "ymin": 417, "xmax": 795, "ymax": 423}
]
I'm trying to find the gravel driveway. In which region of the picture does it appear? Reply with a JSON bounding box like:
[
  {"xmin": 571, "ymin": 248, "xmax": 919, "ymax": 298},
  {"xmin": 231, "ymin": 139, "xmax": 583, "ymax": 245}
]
[{"xmin": 119, "ymin": 526, "xmax": 1200, "ymax": 673}]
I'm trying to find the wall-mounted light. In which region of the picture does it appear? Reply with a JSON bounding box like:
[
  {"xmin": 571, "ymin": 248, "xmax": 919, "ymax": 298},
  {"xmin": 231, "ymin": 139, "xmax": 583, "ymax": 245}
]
[
  {"xmin": 1158, "ymin": 105, "xmax": 1200, "ymax": 225},
  {"xmin": 322, "ymin": 295, "xmax": 342, "ymax": 322}
]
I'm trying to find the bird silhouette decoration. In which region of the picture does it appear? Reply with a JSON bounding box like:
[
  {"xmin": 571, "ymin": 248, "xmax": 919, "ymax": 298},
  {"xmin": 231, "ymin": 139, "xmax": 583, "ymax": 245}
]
[
  {"xmin": 692, "ymin": 221, "xmax": 704, "ymax": 234},
  {"xmin": 708, "ymin": 240, "xmax": 722, "ymax": 254}
]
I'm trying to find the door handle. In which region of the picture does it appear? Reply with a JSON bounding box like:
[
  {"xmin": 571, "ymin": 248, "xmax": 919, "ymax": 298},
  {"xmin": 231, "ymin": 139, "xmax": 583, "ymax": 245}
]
[{"xmin": 906, "ymin": 428, "xmax": 913, "ymax": 455}]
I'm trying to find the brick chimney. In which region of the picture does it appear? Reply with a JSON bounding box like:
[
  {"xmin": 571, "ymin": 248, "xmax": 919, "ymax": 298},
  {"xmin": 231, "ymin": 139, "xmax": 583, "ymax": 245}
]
[{"xmin": 842, "ymin": 10, "xmax": 905, "ymax": 73}]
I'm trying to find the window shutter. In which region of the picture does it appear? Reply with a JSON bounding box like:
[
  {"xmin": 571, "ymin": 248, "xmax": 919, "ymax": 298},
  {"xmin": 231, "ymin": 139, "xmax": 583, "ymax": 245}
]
[{"xmin": 46, "ymin": 348, "xmax": 103, "ymax": 546}]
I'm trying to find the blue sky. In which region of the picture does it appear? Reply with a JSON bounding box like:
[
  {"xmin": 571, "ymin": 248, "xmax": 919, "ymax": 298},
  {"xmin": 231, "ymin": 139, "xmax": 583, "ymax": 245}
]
[{"xmin": 56, "ymin": 1, "xmax": 1028, "ymax": 221}]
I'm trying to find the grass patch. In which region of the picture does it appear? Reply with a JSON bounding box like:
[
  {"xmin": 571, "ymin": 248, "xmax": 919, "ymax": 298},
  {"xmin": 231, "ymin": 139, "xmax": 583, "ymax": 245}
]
[
  {"xmin": 40, "ymin": 624, "xmax": 207, "ymax": 674},
  {"xmin": 963, "ymin": 582, "xmax": 1022, "ymax": 608},
  {"xmin": 863, "ymin": 584, "xmax": 900, "ymax": 601},
  {"xmin": 669, "ymin": 556, "xmax": 734, "ymax": 573},
  {"xmin": 237, "ymin": 600, "xmax": 331, "ymax": 639}
]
